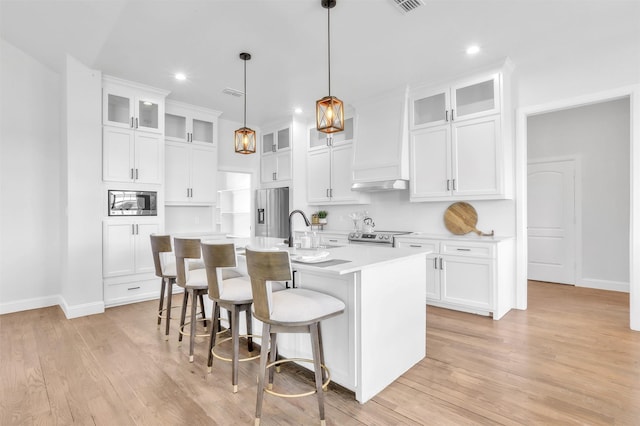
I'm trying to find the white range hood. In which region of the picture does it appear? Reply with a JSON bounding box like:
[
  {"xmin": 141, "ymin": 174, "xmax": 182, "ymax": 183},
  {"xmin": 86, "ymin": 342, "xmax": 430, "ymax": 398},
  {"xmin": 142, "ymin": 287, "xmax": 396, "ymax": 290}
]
[
  {"xmin": 351, "ymin": 86, "xmax": 410, "ymax": 191},
  {"xmin": 351, "ymin": 179, "xmax": 408, "ymax": 192}
]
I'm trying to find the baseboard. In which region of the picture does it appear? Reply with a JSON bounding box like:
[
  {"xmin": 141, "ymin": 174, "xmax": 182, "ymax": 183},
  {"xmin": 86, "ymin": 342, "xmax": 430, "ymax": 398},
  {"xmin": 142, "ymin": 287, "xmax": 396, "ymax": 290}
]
[
  {"xmin": 0, "ymin": 295, "xmax": 62, "ymax": 315},
  {"xmin": 60, "ymin": 299, "xmax": 105, "ymax": 319},
  {"xmin": 0, "ymin": 294, "xmax": 105, "ymax": 319},
  {"xmin": 578, "ymin": 278, "xmax": 629, "ymax": 293}
]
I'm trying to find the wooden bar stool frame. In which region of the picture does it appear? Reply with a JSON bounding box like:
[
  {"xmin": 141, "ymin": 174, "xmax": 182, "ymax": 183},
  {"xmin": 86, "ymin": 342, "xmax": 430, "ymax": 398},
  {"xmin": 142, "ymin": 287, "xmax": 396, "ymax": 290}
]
[
  {"xmin": 201, "ymin": 242, "xmax": 259, "ymax": 393},
  {"xmin": 245, "ymin": 248, "xmax": 345, "ymax": 426},
  {"xmin": 174, "ymin": 238, "xmax": 209, "ymax": 362},
  {"xmin": 150, "ymin": 234, "xmax": 179, "ymax": 338}
]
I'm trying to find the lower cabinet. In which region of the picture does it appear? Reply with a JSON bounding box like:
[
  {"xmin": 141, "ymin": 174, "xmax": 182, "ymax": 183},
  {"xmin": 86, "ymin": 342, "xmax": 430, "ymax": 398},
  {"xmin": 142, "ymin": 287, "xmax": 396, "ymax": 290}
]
[
  {"xmin": 395, "ymin": 236, "xmax": 514, "ymax": 320},
  {"xmin": 103, "ymin": 219, "xmax": 160, "ymax": 306}
]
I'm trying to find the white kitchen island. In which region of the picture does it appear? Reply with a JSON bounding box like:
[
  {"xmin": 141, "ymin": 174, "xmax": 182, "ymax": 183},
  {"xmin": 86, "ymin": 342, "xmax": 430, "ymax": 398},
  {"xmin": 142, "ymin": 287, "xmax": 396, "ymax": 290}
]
[{"xmin": 216, "ymin": 237, "xmax": 429, "ymax": 404}]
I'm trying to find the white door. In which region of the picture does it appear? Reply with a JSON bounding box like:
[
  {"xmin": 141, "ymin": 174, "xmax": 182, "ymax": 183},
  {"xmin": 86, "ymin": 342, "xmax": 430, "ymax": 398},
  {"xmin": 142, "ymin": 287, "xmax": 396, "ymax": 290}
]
[
  {"xmin": 190, "ymin": 145, "xmax": 217, "ymax": 203},
  {"xmin": 165, "ymin": 142, "xmax": 190, "ymax": 203},
  {"xmin": 527, "ymin": 160, "xmax": 576, "ymax": 284}
]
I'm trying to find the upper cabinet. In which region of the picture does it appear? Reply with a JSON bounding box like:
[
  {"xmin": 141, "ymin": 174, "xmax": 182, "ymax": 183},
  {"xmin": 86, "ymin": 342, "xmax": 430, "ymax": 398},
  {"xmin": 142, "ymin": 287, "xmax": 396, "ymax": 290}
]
[
  {"xmin": 164, "ymin": 100, "xmax": 221, "ymax": 145},
  {"xmin": 102, "ymin": 76, "xmax": 169, "ymax": 184},
  {"xmin": 103, "ymin": 76, "xmax": 168, "ymax": 134},
  {"xmin": 408, "ymin": 62, "xmax": 513, "ymax": 202},
  {"xmin": 307, "ymin": 119, "xmax": 369, "ymax": 205},
  {"xmin": 351, "ymin": 87, "xmax": 410, "ymax": 183},
  {"xmin": 260, "ymin": 121, "xmax": 293, "ymax": 184},
  {"xmin": 410, "ymin": 74, "xmax": 500, "ymax": 130}
]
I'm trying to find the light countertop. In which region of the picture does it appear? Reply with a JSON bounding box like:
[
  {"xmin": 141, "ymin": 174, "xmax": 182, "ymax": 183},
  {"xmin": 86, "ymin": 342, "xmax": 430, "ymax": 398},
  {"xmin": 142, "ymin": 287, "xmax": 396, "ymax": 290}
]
[{"xmin": 197, "ymin": 235, "xmax": 431, "ymax": 276}]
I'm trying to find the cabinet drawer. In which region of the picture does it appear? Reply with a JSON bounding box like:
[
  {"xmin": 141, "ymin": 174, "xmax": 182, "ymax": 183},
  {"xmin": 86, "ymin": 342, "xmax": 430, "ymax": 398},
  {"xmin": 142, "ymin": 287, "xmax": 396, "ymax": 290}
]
[
  {"xmin": 396, "ymin": 240, "xmax": 438, "ymax": 252},
  {"xmin": 104, "ymin": 277, "xmax": 159, "ymax": 307},
  {"xmin": 441, "ymin": 242, "xmax": 494, "ymax": 258}
]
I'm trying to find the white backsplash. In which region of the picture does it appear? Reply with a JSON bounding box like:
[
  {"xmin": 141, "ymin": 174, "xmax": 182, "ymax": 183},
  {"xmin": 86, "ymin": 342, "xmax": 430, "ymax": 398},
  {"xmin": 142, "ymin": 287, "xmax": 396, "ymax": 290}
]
[{"xmin": 307, "ymin": 190, "xmax": 516, "ymax": 237}]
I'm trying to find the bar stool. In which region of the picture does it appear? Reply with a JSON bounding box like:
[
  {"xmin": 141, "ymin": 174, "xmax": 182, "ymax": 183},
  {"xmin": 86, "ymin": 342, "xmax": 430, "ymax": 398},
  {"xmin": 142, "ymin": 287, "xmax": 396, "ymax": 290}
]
[
  {"xmin": 200, "ymin": 242, "xmax": 254, "ymax": 392},
  {"xmin": 150, "ymin": 234, "xmax": 177, "ymax": 338},
  {"xmin": 245, "ymin": 248, "xmax": 345, "ymax": 426},
  {"xmin": 174, "ymin": 237, "xmax": 209, "ymax": 362}
]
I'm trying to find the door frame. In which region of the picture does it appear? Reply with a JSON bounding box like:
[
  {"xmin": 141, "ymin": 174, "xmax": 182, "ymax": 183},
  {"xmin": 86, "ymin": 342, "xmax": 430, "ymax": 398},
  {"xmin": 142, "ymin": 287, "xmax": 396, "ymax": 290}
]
[
  {"xmin": 515, "ymin": 84, "xmax": 640, "ymax": 331},
  {"xmin": 527, "ymin": 156, "xmax": 581, "ymax": 286}
]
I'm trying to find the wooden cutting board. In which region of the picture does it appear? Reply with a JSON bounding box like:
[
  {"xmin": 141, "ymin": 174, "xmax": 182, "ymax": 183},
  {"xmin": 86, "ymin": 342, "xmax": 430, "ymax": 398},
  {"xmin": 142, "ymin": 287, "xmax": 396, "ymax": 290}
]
[{"xmin": 444, "ymin": 202, "xmax": 493, "ymax": 236}]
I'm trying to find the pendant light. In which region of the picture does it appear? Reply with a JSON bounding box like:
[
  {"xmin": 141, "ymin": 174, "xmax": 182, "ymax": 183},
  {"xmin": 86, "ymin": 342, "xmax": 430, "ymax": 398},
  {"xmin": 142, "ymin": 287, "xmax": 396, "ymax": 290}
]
[
  {"xmin": 316, "ymin": 0, "xmax": 344, "ymax": 134},
  {"xmin": 234, "ymin": 52, "xmax": 256, "ymax": 154}
]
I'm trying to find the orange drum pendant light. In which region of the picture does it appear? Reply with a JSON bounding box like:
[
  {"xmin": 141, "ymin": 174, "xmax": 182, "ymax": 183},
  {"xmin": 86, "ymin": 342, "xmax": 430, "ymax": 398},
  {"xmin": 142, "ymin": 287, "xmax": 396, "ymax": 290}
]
[
  {"xmin": 316, "ymin": 0, "xmax": 344, "ymax": 134},
  {"xmin": 234, "ymin": 52, "xmax": 256, "ymax": 154}
]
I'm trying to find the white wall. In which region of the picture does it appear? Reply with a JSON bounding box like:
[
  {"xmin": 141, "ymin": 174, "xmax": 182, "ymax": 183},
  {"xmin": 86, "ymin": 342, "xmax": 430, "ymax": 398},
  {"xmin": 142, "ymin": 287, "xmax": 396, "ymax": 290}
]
[
  {"xmin": 528, "ymin": 98, "xmax": 630, "ymax": 289},
  {"xmin": 0, "ymin": 39, "xmax": 62, "ymax": 313},
  {"xmin": 61, "ymin": 55, "xmax": 103, "ymax": 317}
]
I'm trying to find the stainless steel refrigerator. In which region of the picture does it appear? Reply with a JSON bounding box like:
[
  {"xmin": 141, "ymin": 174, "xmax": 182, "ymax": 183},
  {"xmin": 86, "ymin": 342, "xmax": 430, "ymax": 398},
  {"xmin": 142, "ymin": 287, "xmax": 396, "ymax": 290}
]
[{"xmin": 255, "ymin": 187, "xmax": 289, "ymax": 238}]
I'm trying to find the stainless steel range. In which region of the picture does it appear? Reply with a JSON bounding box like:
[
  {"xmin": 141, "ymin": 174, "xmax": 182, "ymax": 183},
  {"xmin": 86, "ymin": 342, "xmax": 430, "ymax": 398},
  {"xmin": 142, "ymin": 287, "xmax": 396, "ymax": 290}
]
[{"xmin": 348, "ymin": 230, "xmax": 412, "ymax": 247}]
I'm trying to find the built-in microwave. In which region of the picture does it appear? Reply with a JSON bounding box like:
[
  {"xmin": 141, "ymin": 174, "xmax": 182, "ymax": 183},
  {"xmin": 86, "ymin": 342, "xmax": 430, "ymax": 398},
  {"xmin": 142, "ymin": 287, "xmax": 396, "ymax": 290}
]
[{"xmin": 108, "ymin": 190, "xmax": 157, "ymax": 216}]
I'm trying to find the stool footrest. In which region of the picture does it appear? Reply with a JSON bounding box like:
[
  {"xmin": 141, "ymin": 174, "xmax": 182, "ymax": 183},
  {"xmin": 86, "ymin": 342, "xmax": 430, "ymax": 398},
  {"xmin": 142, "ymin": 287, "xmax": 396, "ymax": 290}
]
[
  {"xmin": 262, "ymin": 358, "xmax": 330, "ymax": 398},
  {"xmin": 211, "ymin": 334, "xmax": 260, "ymax": 363}
]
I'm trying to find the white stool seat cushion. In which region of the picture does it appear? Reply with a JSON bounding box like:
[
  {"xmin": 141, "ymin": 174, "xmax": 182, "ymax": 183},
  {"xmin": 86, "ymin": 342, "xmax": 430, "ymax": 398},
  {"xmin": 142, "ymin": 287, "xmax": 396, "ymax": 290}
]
[
  {"xmin": 162, "ymin": 262, "xmax": 177, "ymax": 277},
  {"xmin": 183, "ymin": 268, "xmax": 208, "ymax": 290},
  {"xmin": 218, "ymin": 277, "xmax": 286, "ymax": 304},
  {"xmin": 219, "ymin": 277, "xmax": 253, "ymax": 303},
  {"xmin": 258, "ymin": 288, "xmax": 345, "ymax": 326}
]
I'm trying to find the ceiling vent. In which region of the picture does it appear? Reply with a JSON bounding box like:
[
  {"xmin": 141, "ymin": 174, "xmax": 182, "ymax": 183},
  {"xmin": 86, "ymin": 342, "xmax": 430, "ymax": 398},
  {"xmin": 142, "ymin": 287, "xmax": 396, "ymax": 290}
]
[
  {"xmin": 390, "ymin": 0, "xmax": 424, "ymax": 14},
  {"xmin": 222, "ymin": 87, "xmax": 244, "ymax": 97}
]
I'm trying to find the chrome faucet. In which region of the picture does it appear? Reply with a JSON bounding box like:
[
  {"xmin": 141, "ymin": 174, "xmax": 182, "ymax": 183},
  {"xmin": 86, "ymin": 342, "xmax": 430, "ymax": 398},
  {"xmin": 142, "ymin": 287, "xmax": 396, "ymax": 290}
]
[{"xmin": 288, "ymin": 209, "xmax": 311, "ymax": 247}]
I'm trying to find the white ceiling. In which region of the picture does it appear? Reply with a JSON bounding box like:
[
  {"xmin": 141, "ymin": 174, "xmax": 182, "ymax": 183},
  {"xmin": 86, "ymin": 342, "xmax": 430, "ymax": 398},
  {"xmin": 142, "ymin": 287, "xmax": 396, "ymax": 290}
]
[{"xmin": 1, "ymin": 0, "xmax": 639, "ymax": 126}]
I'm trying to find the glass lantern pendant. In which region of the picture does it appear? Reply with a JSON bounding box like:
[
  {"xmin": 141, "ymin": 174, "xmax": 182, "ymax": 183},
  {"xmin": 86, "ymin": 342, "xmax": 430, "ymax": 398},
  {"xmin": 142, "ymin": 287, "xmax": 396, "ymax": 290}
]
[
  {"xmin": 235, "ymin": 52, "xmax": 256, "ymax": 154},
  {"xmin": 316, "ymin": 0, "xmax": 344, "ymax": 134},
  {"xmin": 234, "ymin": 127, "xmax": 256, "ymax": 154}
]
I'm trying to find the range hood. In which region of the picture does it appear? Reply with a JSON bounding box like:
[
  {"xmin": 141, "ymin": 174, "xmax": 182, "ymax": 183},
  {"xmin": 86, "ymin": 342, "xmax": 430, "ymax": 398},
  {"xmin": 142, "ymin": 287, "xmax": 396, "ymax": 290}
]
[
  {"xmin": 351, "ymin": 86, "xmax": 410, "ymax": 192},
  {"xmin": 351, "ymin": 179, "xmax": 408, "ymax": 192}
]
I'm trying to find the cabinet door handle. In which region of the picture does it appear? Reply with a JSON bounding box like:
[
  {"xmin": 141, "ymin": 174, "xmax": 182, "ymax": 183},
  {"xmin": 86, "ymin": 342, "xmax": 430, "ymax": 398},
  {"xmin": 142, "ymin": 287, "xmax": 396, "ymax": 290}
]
[
  {"xmin": 446, "ymin": 179, "xmax": 450, "ymax": 191},
  {"xmin": 451, "ymin": 109, "xmax": 454, "ymax": 121},
  {"xmin": 445, "ymin": 110, "xmax": 448, "ymax": 122},
  {"xmin": 136, "ymin": 224, "xmax": 139, "ymax": 234},
  {"xmin": 328, "ymin": 239, "xmax": 338, "ymax": 243},
  {"xmin": 439, "ymin": 257, "xmax": 444, "ymax": 270},
  {"xmin": 131, "ymin": 224, "xmax": 135, "ymax": 234},
  {"xmin": 410, "ymin": 244, "xmax": 422, "ymax": 248},
  {"xmin": 135, "ymin": 169, "xmax": 139, "ymax": 180},
  {"xmin": 127, "ymin": 286, "xmax": 141, "ymax": 291},
  {"xmin": 135, "ymin": 117, "xmax": 139, "ymax": 128},
  {"xmin": 272, "ymin": 145, "xmax": 276, "ymax": 153},
  {"xmin": 452, "ymin": 179, "xmax": 457, "ymax": 191},
  {"xmin": 457, "ymin": 248, "xmax": 471, "ymax": 251},
  {"xmin": 273, "ymin": 172, "xmax": 277, "ymax": 181},
  {"xmin": 433, "ymin": 257, "xmax": 438, "ymax": 269},
  {"xmin": 130, "ymin": 117, "xmax": 134, "ymax": 128},
  {"xmin": 130, "ymin": 168, "xmax": 134, "ymax": 179}
]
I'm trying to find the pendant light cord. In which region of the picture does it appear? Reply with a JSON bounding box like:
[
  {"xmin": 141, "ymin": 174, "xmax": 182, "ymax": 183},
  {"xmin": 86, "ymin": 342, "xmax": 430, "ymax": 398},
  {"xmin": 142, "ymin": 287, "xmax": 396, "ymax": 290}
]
[
  {"xmin": 327, "ymin": 4, "xmax": 331, "ymax": 97},
  {"xmin": 243, "ymin": 58, "xmax": 247, "ymax": 128}
]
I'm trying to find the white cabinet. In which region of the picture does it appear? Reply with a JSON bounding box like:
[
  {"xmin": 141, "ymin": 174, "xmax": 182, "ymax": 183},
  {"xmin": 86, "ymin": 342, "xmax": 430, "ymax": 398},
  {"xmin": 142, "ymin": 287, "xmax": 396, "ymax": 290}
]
[
  {"xmin": 395, "ymin": 235, "xmax": 515, "ymax": 320},
  {"xmin": 103, "ymin": 127, "xmax": 162, "ymax": 184},
  {"xmin": 261, "ymin": 150, "xmax": 292, "ymax": 183},
  {"xmin": 165, "ymin": 100, "xmax": 221, "ymax": 145},
  {"xmin": 260, "ymin": 123, "xmax": 293, "ymax": 184},
  {"xmin": 352, "ymin": 87, "xmax": 409, "ymax": 184},
  {"xmin": 103, "ymin": 219, "xmax": 159, "ymax": 277},
  {"xmin": 409, "ymin": 65, "xmax": 512, "ymax": 202},
  {"xmin": 165, "ymin": 141, "xmax": 217, "ymax": 205},
  {"xmin": 103, "ymin": 76, "xmax": 167, "ymax": 134},
  {"xmin": 307, "ymin": 119, "xmax": 369, "ymax": 205},
  {"xmin": 102, "ymin": 76, "xmax": 168, "ymax": 184},
  {"xmin": 410, "ymin": 115, "xmax": 502, "ymax": 199}
]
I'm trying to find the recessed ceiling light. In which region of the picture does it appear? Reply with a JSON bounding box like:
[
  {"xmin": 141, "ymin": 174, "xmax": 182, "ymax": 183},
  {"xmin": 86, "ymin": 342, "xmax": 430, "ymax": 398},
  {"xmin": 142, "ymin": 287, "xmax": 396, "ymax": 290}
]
[
  {"xmin": 175, "ymin": 73, "xmax": 186, "ymax": 81},
  {"xmin": 466, "ymin": 45, "xmax": 480, "ymax": 55},
  {"xmin": 294, "ymin": 107, "xmax": 303, "ymax": 114}
]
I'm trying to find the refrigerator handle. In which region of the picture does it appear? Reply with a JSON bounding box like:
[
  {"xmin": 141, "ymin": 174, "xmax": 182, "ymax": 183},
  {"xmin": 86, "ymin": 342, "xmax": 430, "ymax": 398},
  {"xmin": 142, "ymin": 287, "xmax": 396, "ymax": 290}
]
[{"xmin": 257, "ymin": 208, "xmax": 265, "ymax": 224}]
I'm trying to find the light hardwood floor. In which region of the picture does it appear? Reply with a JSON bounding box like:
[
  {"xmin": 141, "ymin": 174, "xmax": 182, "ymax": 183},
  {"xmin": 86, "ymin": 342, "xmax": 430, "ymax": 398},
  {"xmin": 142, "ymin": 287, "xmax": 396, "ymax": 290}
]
[{"xmin": 1, "ymin": 281, "xmax": 639, "ymax": 425}]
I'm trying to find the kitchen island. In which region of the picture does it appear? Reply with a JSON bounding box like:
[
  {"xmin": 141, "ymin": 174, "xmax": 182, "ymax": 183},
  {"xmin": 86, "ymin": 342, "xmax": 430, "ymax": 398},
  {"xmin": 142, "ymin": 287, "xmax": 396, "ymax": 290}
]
[{"xmin": 204, "ymin": 236, "xmax": 429, "ymax": 404}]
